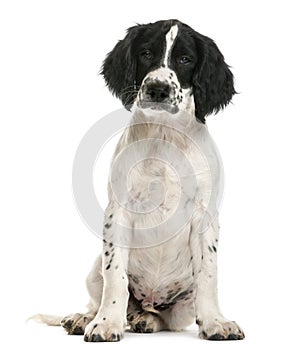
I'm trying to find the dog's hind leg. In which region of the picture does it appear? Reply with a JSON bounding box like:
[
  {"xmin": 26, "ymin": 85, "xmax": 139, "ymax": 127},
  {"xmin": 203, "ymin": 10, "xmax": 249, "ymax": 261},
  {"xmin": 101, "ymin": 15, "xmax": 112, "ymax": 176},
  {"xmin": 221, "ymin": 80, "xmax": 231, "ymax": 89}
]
[{"xmin": 61, "ymin": 255, "xmax": 103, "ymax": 335}]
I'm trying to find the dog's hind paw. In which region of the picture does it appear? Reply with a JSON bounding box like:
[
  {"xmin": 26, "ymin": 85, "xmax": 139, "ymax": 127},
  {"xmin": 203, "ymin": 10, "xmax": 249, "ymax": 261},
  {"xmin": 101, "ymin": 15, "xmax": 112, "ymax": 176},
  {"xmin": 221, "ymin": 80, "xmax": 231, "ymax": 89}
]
[
  {"xmin": 128, "ymin": 311, "xmax": 164, "ymax": 333},
  {"xmin": 61, "ymin": 313, "xmax": 94, "ymax": 335}
]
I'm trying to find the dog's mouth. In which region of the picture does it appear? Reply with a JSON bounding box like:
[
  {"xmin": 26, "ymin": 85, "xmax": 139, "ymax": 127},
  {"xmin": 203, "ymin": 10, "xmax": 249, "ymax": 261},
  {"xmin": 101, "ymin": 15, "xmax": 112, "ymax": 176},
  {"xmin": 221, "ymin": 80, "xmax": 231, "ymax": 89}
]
[{"xmin": 137, "ymin": 100, "xmax": 179, "ymax": 114}]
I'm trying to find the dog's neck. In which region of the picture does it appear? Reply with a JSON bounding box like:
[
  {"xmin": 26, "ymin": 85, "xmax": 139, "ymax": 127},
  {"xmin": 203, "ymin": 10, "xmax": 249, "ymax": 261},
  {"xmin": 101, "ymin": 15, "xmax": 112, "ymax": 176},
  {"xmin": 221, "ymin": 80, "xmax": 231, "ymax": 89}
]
[{"xmin": 127, "ymin": 107, "xmax": 197, "ymax": 145}]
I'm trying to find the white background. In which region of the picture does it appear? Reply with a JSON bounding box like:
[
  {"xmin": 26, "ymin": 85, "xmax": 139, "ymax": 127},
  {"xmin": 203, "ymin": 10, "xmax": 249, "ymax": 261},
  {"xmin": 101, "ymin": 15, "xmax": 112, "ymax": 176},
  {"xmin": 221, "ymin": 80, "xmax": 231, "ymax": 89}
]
[{"xmin": 1, "ymin": 0, "xmax": 298, "ymax": 349}]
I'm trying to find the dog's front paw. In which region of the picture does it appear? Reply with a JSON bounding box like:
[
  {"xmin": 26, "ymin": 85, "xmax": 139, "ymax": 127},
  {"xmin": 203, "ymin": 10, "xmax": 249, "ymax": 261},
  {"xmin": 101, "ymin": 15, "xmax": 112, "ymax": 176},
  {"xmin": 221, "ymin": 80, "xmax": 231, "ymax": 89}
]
[
  {"xmin": 84, "ymin": 320, "xmax": 123, "ymax": 342},
  {"xmin": 198, "ymin": 317, "xmax": 245, "ymax": 341}
]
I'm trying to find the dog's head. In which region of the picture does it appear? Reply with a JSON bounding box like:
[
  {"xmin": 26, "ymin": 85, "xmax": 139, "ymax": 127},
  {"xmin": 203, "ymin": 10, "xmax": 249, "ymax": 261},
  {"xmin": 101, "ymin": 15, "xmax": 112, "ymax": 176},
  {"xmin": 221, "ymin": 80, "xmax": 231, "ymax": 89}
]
[{"xmin": 101, "ymin": 20, "xmax": 235, "ymax": 123}]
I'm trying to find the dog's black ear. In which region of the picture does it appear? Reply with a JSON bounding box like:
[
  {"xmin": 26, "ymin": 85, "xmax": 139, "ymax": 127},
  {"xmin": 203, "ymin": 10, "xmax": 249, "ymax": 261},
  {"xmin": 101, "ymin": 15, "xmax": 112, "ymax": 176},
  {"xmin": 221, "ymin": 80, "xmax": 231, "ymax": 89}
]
[
  {"xmin": 192, "ymin": 34, "xmax": 235, "ymax": 123},
  {"xmin": 101, "ymin": 26, "xmax": 139, "ymax": 109}
]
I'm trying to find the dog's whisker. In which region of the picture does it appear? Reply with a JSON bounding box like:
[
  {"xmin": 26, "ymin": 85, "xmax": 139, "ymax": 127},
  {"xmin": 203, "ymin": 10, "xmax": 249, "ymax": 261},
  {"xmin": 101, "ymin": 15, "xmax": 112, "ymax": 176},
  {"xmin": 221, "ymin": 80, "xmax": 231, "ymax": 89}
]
[
  {"xmin": 120, "ymin": 90, "xmax": 139, "ymax": 97},
  {"xmin": 121, "ymin": 85, "xmax": 141, "ymax": 93},
  {"xmin": 123, "ymin": 91, "xmax": 139, "ymax": 107}
]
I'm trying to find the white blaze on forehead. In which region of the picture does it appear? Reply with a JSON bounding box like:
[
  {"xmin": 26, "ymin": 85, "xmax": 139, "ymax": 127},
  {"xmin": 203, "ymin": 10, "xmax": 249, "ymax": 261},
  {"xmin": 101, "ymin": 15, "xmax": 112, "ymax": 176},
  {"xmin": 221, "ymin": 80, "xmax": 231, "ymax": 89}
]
[{"xmin": 163, "ymin": 24, "xmax": 178, "ymax": 67}]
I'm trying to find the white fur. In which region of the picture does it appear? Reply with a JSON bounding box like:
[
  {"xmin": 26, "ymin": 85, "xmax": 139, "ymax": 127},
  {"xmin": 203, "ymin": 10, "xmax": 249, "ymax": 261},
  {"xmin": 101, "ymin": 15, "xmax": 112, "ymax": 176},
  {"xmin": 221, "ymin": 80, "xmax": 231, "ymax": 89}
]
[
  {"xmin": 163, "ymin": 24, "xmax": 178, "ymax": 67},
  {"xmin": 34, "ymin": 24, "xmax": 244, "ymax": 342},
  {"xmin": 82, "ymin": 106, "xmax": 240, "ymax": 340}
]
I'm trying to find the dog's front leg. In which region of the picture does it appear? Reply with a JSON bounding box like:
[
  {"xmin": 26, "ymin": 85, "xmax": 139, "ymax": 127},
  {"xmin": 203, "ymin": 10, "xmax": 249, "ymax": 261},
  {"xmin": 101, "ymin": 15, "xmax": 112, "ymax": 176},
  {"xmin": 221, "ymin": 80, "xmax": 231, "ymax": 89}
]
[
  {"xmin": 84, "ymin": 212, "xmax": 129, "ymax": 342},
  {"xmin": 190, "ymin": 216, "xmax": 245, "ymax": 340}
]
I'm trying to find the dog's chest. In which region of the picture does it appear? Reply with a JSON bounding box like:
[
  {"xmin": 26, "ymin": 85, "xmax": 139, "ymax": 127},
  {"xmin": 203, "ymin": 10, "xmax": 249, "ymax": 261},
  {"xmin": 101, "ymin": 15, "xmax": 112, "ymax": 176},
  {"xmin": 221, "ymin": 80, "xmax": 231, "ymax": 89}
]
[
  {"xmin": 110, "ymin": 118, "xmax": 213, "ymax": 310},
  {"xmin": 127, "ymin": 231, "xmax": 194, "ymax": 311},
  {"xmin": 117, "ymin": 139, "xmax": 198, "ymax": 232}
]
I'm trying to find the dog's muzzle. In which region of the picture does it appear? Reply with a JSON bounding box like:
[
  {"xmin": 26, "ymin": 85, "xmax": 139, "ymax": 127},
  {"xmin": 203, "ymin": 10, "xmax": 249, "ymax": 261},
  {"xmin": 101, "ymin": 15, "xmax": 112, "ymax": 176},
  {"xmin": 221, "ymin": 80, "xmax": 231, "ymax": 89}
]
[
  {"xmin": 138, "ymin": 79, "xmax": 179, "ymax": 114},
  {"xmin": 144, "ymin": 81, "xmax": 170, "ymax": 103}
]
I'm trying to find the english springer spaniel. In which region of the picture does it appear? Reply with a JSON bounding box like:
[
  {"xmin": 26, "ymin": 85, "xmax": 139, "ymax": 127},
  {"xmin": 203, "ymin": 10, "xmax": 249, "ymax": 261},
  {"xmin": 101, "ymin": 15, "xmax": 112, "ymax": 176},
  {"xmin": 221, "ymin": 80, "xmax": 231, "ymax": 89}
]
[{"xmin": 35, "ymin": 19, "xmax": 244, "ymax": 342}]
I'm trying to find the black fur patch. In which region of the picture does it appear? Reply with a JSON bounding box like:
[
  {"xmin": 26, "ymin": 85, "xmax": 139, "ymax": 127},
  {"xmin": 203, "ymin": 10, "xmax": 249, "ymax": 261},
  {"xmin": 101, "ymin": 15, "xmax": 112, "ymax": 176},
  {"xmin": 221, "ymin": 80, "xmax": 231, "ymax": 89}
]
[{"xmin": 101, "ymin": 19, "xmax": 235, "ymax": 122}]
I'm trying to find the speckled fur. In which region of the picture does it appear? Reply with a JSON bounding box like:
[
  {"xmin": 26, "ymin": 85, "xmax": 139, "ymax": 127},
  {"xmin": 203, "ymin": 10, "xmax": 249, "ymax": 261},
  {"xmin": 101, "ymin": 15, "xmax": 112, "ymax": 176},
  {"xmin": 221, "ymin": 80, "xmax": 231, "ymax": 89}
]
[
  {"xmin": 33, "ymin": 21, "xmax": 244, "ymax": 342},
  {"xmin": 81, "ymin": 104, "xmax": 244, "ymax": 341}
]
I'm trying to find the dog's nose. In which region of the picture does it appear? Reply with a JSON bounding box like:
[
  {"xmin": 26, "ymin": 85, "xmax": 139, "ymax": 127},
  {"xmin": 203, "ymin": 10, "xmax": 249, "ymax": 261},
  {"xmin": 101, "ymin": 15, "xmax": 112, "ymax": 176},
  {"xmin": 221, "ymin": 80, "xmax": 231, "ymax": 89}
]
[{"xmin": 145, "ymin": 82, "xmax": 170, "ymax": 102}]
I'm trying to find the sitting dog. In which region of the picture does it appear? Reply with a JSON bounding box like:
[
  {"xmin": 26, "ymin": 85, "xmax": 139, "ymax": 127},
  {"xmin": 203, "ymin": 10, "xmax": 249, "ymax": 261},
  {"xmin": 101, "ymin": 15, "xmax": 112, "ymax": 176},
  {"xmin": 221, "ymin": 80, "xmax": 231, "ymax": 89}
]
[{"xmin": 35, "ymin": 19, "xmax": 244, "ymax": 342}]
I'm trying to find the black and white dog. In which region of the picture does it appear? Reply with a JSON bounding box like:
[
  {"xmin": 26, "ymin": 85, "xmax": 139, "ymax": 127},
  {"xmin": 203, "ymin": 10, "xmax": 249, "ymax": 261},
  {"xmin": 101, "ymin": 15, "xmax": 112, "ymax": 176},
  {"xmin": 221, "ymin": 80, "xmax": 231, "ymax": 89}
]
[{"xmin": 36, "ymin": 19, "xmax": 244, "ymax": 342}]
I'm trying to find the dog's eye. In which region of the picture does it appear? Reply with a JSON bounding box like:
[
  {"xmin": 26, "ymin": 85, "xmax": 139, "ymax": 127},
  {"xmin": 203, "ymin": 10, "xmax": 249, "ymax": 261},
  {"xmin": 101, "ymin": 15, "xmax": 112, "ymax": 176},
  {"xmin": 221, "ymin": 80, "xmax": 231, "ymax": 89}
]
[
  {"xmin": 140, "ymin": 50, "xmax": 153, "ymax": 60},
  {"xmin": 179, "ymin": 56, "xmax": 191, "ymax": 65}
]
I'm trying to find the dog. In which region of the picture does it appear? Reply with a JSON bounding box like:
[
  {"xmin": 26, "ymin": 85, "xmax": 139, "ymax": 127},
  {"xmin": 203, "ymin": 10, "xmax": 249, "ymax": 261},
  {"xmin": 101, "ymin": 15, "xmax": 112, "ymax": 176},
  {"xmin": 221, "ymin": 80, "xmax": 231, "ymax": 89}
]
[{"xmin": 34, "ymin": 19, "xmax": 244, "ymax": 342}]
